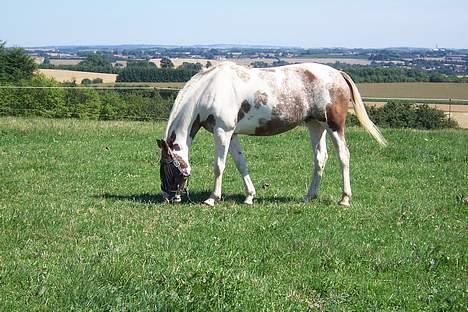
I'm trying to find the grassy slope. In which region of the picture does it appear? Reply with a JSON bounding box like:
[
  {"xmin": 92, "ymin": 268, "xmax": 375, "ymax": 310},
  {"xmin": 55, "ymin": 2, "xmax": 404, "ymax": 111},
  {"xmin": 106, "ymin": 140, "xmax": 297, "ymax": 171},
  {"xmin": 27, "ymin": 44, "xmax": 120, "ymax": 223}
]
[{"xmin": 0, "ymin": 118, "xmax": 466, "ymax": 311}]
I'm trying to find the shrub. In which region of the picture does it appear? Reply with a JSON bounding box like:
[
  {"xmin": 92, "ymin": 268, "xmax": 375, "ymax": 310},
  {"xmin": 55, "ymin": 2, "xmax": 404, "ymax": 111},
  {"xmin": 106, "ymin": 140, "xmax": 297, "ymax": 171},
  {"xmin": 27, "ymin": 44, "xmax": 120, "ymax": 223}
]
[
  {"xmin": 347, "ymin": 101, "xmax": 458, "ymax": 129},
  {"xmin": 81, "ymin": 78, "xmax": 92, "ymax": 85}
]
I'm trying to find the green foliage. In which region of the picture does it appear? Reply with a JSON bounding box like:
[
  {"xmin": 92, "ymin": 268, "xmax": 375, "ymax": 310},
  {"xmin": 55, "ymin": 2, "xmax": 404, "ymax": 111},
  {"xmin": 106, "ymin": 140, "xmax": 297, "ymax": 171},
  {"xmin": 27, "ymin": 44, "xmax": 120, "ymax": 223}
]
[
  {"xmin": 0, "ymin": 119, "xmax": 466, "ymax": 310},
  {"xmin": 0, "ymin": 43, "xmax": 37, "ymax": 83},
  {"xmin": 39, "ymin": 53, "xmax": 115, "ymax": 74},
  {"xmin": 81, "ymin": 53, "xmax": 111, "ymax": 67},
  {"xmin": 179, "ymin": 62, "xmax": 203, "ymax": 71},
  {"xmin": 0, "ymin": 75, "xmax": 66, "ymax": 117},
  {"xmin": 0, "ymin": 77, "xmax": 174, "ymax": 120},
  {"xmin": 333, "ymin": 64, "xmax": 467, "ymax": 83},
  {"xmin": 81, "ymin": 78, "xmax": 92, "ymax": 85},
  {"xmin": 160, "ymin": 57, "xmax": 174, "ymax": 69},
  {"xmin": 116, "ymin": 67, "xmax": 198, "ymax": 82},
  {"xmin": 92, "ymin": 78, "xmax": 103, "ymax": 84},
  {"xmin": 127, "ymin": 60, "xmax": 157, "ymax": 68},
  {"xmin": 347, "ymin": 101, "xmax": 458, "ymax": 129}
]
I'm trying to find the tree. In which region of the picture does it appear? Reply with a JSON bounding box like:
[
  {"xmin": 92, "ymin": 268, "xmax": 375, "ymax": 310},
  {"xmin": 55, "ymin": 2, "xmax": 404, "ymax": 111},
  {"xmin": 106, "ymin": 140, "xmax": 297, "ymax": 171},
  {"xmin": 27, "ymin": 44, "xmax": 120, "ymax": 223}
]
[
  {"xmin": 0, "ymin": 42, "xmax": 37, "ymax": 83},
  {"xmin": 80, "ymin": 53, "xmax": 111, "ymax": 67},
  {"xmin": 179, "ymin": 62, "xmax": 203, "ymax": 71},
  {"xmin": 160, "ymin": 57, "xmax": 174, "ymax": 69}
]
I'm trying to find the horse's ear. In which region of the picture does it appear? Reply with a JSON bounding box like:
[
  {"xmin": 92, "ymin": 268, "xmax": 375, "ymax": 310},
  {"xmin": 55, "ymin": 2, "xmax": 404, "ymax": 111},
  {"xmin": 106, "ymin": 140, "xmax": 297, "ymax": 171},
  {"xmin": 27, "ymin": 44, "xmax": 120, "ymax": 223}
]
[
  {"xmin": 157, "ymin": 139, "xmax": 163, "ymax": 149},
  {"xmin": 157, "ymin": 139, "xmax": 170, "ymax": 153}
]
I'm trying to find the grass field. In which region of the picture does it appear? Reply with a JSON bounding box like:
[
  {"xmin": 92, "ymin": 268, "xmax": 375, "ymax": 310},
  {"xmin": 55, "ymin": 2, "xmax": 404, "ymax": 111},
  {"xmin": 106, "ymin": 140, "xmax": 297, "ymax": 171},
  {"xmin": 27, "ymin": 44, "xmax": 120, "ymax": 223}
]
[{"xmin": 1, "ymin": 117, "xmax": 466, "ymax": 310}]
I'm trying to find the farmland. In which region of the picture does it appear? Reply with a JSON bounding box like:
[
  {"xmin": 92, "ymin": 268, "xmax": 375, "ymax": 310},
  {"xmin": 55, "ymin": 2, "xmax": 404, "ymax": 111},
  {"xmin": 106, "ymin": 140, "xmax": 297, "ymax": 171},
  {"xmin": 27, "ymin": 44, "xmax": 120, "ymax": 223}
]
[
  {"xmin": 149, "ymin": 57, "xmax": 371, "ymax": 68},
  {"xmin": 38, "ymin": 69, "xmax": 117, "ymax": 83},
  {"xmin": 357, "ymin": 83, "xmax": 468, "ymax": 100},
  {"xmin": 1, "ymin": 117, "xmax": 466, "ymax": 311}
]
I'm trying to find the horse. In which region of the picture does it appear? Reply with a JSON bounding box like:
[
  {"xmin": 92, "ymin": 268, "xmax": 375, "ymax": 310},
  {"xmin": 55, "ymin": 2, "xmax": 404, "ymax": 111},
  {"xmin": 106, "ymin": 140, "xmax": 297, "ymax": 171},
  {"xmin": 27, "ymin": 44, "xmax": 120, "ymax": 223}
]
[{"xmin": 157, "ymin": 61, "xmax": 386, "ymax": 207}]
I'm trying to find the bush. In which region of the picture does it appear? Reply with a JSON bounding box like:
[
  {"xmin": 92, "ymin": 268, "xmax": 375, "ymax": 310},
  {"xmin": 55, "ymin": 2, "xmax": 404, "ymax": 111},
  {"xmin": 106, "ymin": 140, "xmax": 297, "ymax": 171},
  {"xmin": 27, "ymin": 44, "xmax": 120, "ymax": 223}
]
[
  {"xmin": 0, "ymin": 76, "xmax": 175, "ymax": 120},
  {"xmin": 81, "ymin": 78, "xmax": 92, "ymax": 85},
  {"xmin": 347, "ymin": 101, "xmax": 458, "ymax": 129}
]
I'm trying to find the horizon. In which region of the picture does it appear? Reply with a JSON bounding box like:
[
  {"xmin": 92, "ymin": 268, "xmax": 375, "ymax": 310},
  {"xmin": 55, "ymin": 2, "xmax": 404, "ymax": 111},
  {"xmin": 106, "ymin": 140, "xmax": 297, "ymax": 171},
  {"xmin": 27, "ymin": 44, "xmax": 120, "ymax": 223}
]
[
  {"xmin": 2, "ymin": 0, "xmax": 468, "ymax": 49},
  {"xmin": 8, "ymin": 43, "xmax": 468, "ymax": 51}
]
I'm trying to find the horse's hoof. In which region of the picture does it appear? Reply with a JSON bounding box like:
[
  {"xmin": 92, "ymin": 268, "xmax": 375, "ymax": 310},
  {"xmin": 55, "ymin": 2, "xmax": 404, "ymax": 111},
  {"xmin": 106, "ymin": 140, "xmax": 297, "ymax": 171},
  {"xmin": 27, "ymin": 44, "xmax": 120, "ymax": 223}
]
[
  {"xmin": 203, "ymin": 198, "xmax": 216, "ymax": 207},
  {"xmin": 244, "ymin": 195, "xmax": 255, "ymax": 205},
  {"xmin": 338, "ymin": 195, "xmax": 351, "ymax": 207}
]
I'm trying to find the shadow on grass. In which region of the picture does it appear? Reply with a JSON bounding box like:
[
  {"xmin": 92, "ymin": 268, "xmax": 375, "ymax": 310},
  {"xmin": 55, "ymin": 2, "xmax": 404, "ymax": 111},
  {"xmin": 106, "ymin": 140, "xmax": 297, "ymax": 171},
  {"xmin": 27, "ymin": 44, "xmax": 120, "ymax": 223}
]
[{"xmin": 99, "ymin": 191, "xmax": 296, "ymax": 205}]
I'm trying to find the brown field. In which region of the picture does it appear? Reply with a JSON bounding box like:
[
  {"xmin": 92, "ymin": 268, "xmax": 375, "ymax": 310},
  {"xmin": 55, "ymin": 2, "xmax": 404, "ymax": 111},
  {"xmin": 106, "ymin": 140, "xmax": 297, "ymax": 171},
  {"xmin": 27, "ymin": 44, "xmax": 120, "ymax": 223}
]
[
  {"xmin": 286, "ymin": 57, "xmax": 371, "ymax": 65},
  {"xmin": 38, "ymin": 69, "xmax": 117, "ymax": 83},
  {"xmin": 49, "ymin": 59, "xmax": 83, "ymax": 66},
  {"xmin": 356, "ymin": 83, "xmax": 468, "ymax": 100}
]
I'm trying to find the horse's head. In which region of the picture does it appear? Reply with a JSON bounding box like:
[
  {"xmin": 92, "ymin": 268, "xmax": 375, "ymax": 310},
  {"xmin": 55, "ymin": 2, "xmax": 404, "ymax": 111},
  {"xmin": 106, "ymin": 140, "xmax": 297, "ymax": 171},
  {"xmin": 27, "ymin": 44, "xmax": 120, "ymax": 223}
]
[{"xmin": 157, "ymin": 139, "xmax": 190, "ymax": 203}]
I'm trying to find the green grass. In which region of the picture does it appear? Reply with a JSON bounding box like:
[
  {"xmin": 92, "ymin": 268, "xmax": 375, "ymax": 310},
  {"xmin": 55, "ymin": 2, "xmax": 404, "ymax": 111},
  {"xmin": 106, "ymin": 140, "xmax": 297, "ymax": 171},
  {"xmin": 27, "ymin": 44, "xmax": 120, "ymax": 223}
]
[{"xmin": 0, "ymin": 117, "xmax": 466, "ymax": 311}]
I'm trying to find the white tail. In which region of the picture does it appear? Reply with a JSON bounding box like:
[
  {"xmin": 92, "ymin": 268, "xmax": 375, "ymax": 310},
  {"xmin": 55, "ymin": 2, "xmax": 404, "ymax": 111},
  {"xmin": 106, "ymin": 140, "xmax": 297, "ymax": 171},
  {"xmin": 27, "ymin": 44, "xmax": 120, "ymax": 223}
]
[{"xmin": 341, "ymin": 71, "xmax": 387, "ymax": 146}]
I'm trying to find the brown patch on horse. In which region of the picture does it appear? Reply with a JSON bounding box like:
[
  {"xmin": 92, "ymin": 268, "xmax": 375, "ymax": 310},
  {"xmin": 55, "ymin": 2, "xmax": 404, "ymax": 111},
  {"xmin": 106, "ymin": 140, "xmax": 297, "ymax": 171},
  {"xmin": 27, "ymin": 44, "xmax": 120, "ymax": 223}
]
[
  {"xmin": 237, "ymin": 100, "xmax": 251, "ymax": 122},
  {"xmin": 254, "ymin": 95, "xmax": 305, "ymax": 136},
  {"xmin": 254, "ymin": 91, "xmax": 268, "ymax": 108},
  {"xmin": 167, "ymin": 131, "xmax": 179, "ymax": 150},
  {"xmin": 303, "ymin": 70, "xmax": 317, "ymax": 82},
  {"xmin": 202, "ymin": 114, "xmax": 216, "ymax": 132},
  {"xmin": 327, "ymin": 86, "xmax": 350, "ymax": 138},
  {"xmin": 254, "ymin": 117, "xmax": 297, "ymax": 136},
  {"xmin": 190, "ymin": 114, "xmax": 202, "ymax": 140}
]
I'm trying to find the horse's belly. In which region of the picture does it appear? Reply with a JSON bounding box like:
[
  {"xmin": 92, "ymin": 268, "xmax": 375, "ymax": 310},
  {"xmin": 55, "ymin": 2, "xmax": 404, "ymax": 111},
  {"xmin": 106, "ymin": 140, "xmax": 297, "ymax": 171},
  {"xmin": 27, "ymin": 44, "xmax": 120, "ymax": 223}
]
[{"xmin": 234, "ymin": 108, "xmax": 300, "ymax": 136}]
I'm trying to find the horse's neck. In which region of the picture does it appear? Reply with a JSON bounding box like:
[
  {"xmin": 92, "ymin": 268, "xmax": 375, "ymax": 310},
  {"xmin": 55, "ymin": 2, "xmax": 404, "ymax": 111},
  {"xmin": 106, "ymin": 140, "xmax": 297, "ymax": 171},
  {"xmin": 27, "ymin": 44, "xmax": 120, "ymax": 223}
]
[{"xmin": 165, "ymin": 107, "xmax": 197, "ymax": 163}]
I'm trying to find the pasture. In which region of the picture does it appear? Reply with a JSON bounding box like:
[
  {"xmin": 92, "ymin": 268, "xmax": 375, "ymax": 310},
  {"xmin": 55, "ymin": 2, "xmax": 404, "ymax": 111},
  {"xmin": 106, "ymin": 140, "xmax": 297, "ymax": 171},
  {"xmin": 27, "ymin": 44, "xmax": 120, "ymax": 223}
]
[{"xmin": 0, "ymin": 117, "xmax": 466, "ymax": 311}]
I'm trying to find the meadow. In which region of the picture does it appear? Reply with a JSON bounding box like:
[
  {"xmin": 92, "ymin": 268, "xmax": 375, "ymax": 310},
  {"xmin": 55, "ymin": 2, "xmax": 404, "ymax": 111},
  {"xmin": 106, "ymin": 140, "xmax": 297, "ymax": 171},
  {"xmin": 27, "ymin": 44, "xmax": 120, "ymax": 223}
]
[{"xmin": 0, "ymin": 117, "xmax": 466, "ymax": 311}]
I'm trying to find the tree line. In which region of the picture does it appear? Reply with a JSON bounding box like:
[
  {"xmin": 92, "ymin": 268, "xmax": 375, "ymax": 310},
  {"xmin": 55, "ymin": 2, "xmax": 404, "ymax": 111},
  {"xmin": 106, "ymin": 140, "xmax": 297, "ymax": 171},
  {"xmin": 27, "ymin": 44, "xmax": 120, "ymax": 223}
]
[{"xmin": 0, "ymin": 43, "xmax": 174, "ymax": 120}]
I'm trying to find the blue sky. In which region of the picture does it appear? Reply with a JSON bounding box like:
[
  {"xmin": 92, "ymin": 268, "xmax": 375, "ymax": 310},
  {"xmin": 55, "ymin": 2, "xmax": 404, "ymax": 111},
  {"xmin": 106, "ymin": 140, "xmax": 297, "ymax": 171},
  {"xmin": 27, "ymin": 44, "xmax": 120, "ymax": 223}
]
[{"xmin": 2, "ymin": 0, "xmax": 467, "ymax": 48}]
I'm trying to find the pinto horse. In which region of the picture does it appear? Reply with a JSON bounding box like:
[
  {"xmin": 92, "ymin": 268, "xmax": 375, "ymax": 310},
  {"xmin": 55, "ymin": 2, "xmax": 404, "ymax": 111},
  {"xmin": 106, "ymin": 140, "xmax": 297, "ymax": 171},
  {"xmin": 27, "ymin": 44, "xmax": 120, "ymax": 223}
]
[{"xmin": 157, "ymin": 62, "xmax": 386, "ymax": 206}]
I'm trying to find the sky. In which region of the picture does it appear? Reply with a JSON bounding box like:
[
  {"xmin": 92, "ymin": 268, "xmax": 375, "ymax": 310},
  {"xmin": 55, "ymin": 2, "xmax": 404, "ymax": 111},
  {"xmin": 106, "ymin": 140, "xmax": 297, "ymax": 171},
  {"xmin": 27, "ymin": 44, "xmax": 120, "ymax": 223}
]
[{"xmin": 2, "ymin": 0, "xmax": 468, "ymax": 49}]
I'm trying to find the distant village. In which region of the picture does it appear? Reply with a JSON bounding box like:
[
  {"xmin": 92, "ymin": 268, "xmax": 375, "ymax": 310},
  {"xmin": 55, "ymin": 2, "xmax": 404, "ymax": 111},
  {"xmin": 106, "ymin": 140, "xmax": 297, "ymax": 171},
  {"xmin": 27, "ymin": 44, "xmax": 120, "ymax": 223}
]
[{"xmin": 25, "ymin": 45, "xmax": 468, "ymax": 76}]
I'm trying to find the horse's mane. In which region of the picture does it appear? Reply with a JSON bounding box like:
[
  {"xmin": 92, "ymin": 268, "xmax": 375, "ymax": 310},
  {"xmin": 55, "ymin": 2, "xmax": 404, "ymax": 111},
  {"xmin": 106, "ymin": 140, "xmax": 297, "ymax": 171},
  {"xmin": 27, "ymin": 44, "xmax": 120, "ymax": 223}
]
[{"xmin": 166, "ymin": 62, "xmax": 234, "ymax": 137}]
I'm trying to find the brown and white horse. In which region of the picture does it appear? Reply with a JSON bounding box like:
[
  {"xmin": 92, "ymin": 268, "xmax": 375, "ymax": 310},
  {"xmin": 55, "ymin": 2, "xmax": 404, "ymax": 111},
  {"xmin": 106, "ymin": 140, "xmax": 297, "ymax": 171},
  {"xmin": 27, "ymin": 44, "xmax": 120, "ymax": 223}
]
[{"xmin": 157, "ymin": 62, "xmax": 386, "ymax": 206}]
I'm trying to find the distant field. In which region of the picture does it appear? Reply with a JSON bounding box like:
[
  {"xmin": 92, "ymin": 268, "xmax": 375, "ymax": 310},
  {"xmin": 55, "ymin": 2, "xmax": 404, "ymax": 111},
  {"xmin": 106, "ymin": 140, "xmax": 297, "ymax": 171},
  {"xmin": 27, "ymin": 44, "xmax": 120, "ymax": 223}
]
[
  {"xmin": 357, "ymin": 83, "xmax": 468, "ymax": 100},
  {"xmin": 38, "ymin": 69, "xmax": 117, "ymax": 83},
  {"xmin": 149, "ymin": 57, "xmax": 370, "ymax": 68},
  {"xmin": 49, "ymin": 59, "xmax": 83, "ymax": 66},
  {"xmin": 287, "ymin": 57, "xmax": 371, "ymax": 65},
  {"xmin": 1, "ymin": 117, "xmax": 465, "ymax": 311}
]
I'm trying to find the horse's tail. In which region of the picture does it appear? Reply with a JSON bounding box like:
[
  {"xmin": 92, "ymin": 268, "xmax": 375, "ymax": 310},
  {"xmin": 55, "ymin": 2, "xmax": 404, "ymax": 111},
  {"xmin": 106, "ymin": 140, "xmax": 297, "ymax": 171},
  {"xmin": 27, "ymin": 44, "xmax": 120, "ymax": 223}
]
[{"xmin": 341, "ymin": 71, "xmax": 387, "ymax": 146}]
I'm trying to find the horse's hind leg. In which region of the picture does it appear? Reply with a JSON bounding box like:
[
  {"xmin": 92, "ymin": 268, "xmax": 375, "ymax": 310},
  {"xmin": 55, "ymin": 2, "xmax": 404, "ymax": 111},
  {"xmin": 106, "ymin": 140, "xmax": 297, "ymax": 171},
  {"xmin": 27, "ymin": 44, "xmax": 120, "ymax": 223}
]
[
  {"xmin": 305, "ymin": 120, "xmax": 328, "ymax": 202},
  {"xmin": 329, "ymin": 130, "xmax": 351, "ymax": 207},
  {"xmin": 229, "ymin": 135, "xmax": 256, "ymax": 204},
  {"xmin": 204, "ymin": 127, "xmax": 234, "ymax": 207}
]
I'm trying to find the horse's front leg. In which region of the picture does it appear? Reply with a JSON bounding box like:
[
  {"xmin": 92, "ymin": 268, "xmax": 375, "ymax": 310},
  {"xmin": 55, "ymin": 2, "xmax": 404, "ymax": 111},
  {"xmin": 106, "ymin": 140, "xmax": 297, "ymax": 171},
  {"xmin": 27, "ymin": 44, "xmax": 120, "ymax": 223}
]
[
  {"xmin": 229, "ymin": 135, "xmax": 256, "ymax": 204},
  {"xmin": 203, "ymin": 127, "xmax": 234, "ymax": 207}
]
